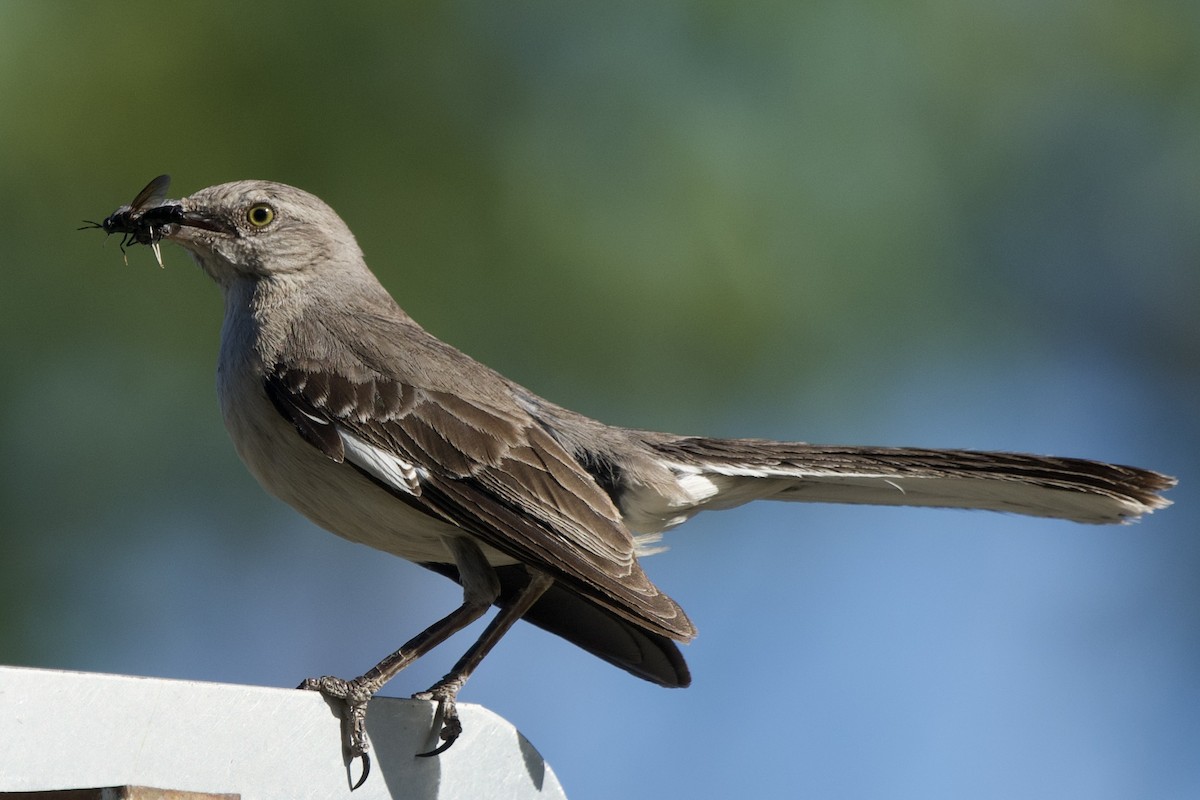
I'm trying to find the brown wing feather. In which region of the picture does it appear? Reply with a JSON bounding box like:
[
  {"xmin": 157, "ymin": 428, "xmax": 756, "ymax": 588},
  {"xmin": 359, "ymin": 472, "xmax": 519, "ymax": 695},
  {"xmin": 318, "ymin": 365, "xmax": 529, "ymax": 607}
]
[{"xmin": 265, "ymin": 364, "xmax": 696, "ymax": 642}]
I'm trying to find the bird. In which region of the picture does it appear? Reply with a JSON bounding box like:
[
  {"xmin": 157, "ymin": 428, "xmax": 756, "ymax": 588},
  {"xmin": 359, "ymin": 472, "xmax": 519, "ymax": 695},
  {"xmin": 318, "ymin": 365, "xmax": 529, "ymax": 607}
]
[{"xmin": 98, "ymin": 177, "xmax": 1174, "ymax": 783}]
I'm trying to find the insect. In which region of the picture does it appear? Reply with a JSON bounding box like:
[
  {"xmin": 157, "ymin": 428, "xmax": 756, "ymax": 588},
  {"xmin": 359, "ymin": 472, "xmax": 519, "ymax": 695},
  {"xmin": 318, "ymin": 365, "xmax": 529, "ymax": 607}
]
[{"xmin": 81, "ymin": 174, "xmax": 183, "ymax": 268}]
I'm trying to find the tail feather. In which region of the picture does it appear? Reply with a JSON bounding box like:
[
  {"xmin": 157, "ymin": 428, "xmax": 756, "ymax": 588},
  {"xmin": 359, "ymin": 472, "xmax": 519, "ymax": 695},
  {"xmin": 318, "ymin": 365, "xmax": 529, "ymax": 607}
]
[{"xmin": 645, "ymin": 438, "xmax": 1175, "ymax": 526}]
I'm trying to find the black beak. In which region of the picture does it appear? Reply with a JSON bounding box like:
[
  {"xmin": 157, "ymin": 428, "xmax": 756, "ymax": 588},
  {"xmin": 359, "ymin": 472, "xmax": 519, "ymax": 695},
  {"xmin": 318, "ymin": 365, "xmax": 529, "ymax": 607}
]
[{"xmin": 179, "ymin": 209, "xmax": 233, "ymax": 234}]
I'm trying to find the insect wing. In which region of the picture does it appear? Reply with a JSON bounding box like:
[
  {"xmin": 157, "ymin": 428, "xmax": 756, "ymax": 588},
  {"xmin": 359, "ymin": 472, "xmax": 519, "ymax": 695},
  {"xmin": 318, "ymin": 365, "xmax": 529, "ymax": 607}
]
[{"xmin": 129, "ymin": 174, "xmax": 172, "ymax": 213}]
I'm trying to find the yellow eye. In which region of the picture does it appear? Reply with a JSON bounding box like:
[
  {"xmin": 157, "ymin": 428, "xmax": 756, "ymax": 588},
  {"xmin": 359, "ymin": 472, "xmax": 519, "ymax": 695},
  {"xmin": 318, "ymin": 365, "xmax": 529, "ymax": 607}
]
[{"xmin": 247, "ymin": 204, "xmax": 274, "ymax": 227}]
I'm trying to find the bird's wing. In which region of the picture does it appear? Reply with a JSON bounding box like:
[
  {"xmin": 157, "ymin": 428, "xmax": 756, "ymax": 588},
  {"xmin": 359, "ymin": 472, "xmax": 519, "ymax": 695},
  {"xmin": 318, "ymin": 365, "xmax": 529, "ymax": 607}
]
[{"xmin": 264, "ymin": 364, "xmax": 695, "ymax": 642}]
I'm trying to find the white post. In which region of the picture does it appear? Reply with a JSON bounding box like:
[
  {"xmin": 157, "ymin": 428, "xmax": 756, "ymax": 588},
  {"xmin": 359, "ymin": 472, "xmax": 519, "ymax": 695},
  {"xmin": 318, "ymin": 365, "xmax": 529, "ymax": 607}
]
[{"xmin": 0, "ymin": 665, "xmax": 567, "ymax": 799}]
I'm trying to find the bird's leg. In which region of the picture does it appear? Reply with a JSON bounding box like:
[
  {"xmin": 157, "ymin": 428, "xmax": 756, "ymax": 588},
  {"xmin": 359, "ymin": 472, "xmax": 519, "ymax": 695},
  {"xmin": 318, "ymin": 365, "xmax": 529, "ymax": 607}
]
[
  {"xmin": 414, "ymin": 568, "xmax": 554, "ymax": 757},
  {"xmin": 300, "ymin": 536, "xmax": 500, "ymax": 786}
]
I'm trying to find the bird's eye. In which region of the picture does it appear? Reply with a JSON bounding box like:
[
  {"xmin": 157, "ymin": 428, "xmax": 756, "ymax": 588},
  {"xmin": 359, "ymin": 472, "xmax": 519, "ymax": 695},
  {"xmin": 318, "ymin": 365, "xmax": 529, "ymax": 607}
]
[{"xmin": 246, "ymin": 204, "xmax": 275, "ymax": 227}]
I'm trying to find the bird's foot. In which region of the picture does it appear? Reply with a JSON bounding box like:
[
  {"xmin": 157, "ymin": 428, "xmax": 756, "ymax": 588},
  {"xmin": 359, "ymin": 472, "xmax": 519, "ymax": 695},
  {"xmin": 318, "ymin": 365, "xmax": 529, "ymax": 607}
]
[
  {"xmin": 300, "ymin": 675, "xmax": 377, "ymax": 789},
  {"xmin": 412, "ymin": 677, "xmax": 466, "ymax": 757}
]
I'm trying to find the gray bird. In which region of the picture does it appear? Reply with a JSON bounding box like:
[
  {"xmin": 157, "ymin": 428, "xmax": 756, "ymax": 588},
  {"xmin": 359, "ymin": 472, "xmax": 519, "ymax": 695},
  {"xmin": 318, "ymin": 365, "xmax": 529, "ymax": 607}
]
[{"xmin": 103, "ymin": 177, "xmax": 1174, "ymax": 781}]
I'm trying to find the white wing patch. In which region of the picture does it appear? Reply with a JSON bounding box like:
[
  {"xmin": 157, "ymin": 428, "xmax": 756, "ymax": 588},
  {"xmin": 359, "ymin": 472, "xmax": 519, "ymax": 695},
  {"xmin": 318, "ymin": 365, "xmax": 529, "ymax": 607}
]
[
  {"xmin": 675, "ymin": 471, "xmax": 721, "ymax": 503},
  {"xmin": 339, "ymin": 428, "xmax": 427, "ymax": 496}
]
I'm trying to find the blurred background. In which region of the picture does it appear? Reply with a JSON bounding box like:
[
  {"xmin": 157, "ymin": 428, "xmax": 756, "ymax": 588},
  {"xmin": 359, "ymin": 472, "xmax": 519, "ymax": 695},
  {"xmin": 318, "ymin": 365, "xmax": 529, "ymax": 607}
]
[{"xmin": 1, "ymin": 2, "xmax": 1197, "ymax": 798}]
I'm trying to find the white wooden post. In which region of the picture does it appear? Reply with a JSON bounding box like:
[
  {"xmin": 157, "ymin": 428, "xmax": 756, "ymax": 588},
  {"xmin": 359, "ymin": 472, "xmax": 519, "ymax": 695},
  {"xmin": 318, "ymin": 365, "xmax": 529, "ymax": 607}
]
[{"xmin": 0, "ymin": 666, "xmax": 567, "ymax": 799}]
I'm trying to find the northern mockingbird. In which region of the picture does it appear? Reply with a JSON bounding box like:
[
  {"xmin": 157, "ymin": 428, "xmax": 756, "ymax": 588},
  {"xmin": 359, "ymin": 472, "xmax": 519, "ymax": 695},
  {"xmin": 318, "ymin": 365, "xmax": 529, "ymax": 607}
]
[{"xmin": 93, "ymin": 176, "xmax": 1174, "ymax": 783}]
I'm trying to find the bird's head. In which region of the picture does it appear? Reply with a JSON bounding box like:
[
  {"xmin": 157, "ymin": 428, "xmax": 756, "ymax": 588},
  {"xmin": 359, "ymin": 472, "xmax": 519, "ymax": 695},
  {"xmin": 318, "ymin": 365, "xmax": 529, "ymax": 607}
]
[{"xmin": 165, "ymin": 180, "xmax": 366, "ymax": 289}]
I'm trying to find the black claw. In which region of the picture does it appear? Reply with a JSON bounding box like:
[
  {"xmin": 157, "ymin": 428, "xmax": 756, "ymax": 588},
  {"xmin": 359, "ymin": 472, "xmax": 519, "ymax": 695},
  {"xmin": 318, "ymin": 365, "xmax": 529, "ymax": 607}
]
[
  {"xmin": 415, "ymin": 735, "xmax": 458, "ymax": 759},
  {"xmin": 350, "ymin": 752, "xmax": 371, "ymax": 790},
  {"xmin": 413, "ymin": 686, "xmax": 464, "ymax": 757}
]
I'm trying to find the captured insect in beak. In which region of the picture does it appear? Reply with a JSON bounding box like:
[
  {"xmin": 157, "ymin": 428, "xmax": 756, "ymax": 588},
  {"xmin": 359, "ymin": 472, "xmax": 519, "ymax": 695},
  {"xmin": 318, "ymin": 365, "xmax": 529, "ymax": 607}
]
[{"xmin": 81, "ymin": 174, "xmax": 183, "ymax": 268}]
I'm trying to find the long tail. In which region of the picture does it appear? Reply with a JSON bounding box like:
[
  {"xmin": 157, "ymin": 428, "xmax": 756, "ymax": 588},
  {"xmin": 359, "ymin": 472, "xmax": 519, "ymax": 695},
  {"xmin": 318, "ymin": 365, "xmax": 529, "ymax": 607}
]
[{"xmin": 644, "ymin": 437, "xmax": 1175, "ymax": 526}]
